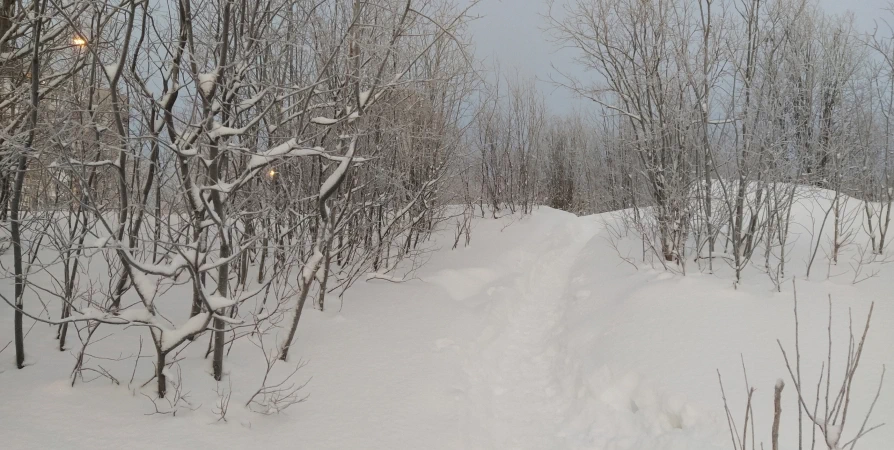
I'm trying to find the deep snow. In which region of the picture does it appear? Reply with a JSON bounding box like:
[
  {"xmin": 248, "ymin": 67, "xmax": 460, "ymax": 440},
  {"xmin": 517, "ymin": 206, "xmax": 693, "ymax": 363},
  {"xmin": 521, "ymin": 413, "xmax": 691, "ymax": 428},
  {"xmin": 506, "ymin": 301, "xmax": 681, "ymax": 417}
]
[{"xmin": 0, "ymin": 201, "xmax": 891, "ymax": 449}]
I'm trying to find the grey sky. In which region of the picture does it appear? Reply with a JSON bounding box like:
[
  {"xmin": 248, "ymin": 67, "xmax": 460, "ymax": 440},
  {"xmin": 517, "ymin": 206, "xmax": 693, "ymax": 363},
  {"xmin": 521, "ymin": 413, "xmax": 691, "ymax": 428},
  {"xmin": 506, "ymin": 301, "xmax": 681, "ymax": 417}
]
[{"xmin": 467, "ymin": 0, "xmax": 892, "ymax": 112}]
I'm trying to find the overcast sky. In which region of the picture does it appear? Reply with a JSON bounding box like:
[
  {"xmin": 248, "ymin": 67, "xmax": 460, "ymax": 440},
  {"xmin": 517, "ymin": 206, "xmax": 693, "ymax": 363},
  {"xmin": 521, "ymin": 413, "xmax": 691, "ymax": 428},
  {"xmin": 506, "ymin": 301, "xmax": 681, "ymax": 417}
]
[{"xmin": 466, "ymin": 0, "xmax": 891, "ymax": 112}]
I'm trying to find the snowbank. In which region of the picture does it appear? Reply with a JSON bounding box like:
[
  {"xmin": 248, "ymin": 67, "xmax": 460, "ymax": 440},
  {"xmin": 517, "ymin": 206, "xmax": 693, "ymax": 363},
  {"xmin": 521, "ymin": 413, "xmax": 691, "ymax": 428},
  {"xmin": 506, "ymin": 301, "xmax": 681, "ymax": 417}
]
[{"xmin": 0, "ymin": 204, "xmax": 890, "ymax": 449}]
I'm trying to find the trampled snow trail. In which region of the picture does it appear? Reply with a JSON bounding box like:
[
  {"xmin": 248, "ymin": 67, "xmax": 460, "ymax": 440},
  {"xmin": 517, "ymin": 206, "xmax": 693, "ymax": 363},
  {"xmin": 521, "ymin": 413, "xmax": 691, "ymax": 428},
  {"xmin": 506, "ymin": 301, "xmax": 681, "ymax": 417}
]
[
  {"xmin": 461, "ymin": 218, "xmax": 599, "ymax": 449},
  {"xmin": 2, "ymin": 207, "xmax": 889, "ymax": 449}
]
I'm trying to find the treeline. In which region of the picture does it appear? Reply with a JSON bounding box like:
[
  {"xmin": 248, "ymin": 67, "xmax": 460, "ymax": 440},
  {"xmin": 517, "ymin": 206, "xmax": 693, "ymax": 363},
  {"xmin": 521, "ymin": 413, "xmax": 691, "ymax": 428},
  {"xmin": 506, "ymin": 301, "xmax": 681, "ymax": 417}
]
[{"xmin": 472, "ymin": 0, "xmax": 894, "ymax": 285}]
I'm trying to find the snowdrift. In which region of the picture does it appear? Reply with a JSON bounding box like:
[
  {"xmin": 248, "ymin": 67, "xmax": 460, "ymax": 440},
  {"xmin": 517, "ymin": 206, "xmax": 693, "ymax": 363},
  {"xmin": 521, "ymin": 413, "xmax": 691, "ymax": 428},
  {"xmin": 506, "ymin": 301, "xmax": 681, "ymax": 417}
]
[{"xmin": 0, "ymin": 198, "xmax": 890, "ymax": 449}]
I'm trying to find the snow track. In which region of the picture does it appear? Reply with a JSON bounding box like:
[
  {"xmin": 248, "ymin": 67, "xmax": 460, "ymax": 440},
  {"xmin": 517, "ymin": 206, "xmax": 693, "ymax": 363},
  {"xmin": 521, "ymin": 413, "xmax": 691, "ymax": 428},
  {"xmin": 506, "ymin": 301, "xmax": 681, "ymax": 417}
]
[
  {"xmin": 3, "ymin": 207, "xmax": 889, "ymax": 449},
  {"xmin": 461, "ymin": 218, "xmax": 599, "ymax": 449}
]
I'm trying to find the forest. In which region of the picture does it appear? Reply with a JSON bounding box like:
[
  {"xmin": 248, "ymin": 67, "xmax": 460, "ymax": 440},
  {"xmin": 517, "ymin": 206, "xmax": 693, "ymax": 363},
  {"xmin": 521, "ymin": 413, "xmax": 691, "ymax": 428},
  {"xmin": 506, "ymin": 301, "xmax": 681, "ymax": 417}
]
[{"xmin": 0, "ymin": 0, "xmax": 891, "ymax": 448}]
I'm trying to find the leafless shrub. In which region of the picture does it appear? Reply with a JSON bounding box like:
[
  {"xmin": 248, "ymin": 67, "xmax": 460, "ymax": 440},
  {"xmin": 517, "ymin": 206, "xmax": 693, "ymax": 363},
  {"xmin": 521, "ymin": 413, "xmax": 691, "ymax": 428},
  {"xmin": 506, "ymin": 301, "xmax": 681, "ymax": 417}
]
[
  {"xmin": 245, "ymin": 317, "xmax": 310, "ymax": 415},
  {"xmin": 721, "ymin": 285, "xmax": 885, "ymax": 450},
  {"xmin": 141, "ymin": 362, "xmax": 198, "ymax": 417},
  {"xmin": 213, "ymin": 379, "xmax": 233, "ymax": 423}
]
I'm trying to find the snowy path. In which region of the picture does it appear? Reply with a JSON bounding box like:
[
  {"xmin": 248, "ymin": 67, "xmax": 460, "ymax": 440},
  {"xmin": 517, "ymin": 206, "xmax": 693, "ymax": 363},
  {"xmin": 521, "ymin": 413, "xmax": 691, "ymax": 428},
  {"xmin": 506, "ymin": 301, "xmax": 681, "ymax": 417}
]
[
  {"xmin": 460, "ymin": 219, "xmax": 599, "ymax": 449},
  {"xmin": 2, "ymin": 207, "xmax": 890, "ymax": 450}
]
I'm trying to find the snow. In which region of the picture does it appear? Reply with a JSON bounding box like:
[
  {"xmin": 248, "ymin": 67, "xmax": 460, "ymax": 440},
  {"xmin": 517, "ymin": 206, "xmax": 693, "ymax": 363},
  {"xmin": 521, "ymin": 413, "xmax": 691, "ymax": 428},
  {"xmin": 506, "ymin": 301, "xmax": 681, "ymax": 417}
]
[
  {"xmin": 49, "ymin": 158, "xmax": 118, "ymax": 168},
  {"xmin": 189, "ymin": 183, "xmax": 204, "ymax": 211},
  {"xmin": 103, "ymin": 63, "xmax": 118, "ymax": 79},
  {"xmin": 116, "ymin": 307, "xmax": 153, "ymax": 323},
  {"xmin": 319, "ymin": 139, "xmax": 356, "ymax": 201},
  {"xmin": 127, "ymin": 247, "xmax": 197, "ymax": 277},
  {"xmin": 203, "ymin": 180, "xmax": 236, "ymax": 194},
  {"xmin": 310, "ymin": 116, "xmax": 338, "ymax": 125},
  {"xmin": 826, "ymin": 423, "xmax": 842, "ymax": 448},
  {"xmin": 198, "ymin": 72, "xmax": 216, "ymax": 96},
  {"xmin": 208, "ymin": 122, "xmax": 241, "ymax": 139},
  {"xmin": 129, "ymin": 268, "xmax": 157, "ymax": 301},
  {"xmin": 246, "ymin": 140, "xmax": 325, "ymax": 171},
  {"xmin": 0, "ymin": 195, "xmax": 891, "ymax": 449},
  {"xmin": 359, "ymin": 90, "xmax": 372, "ymax": 108},
  {"xmin": 161, "ymin": 312, "xmax": 210, "ymax": 351},
  {"xmin": 302, "ymin": 249, "xmax": 324, "ymax": 283},
  {"xmin": 91, "ymin": 236, "xmax": 111, "ymax": 248},
  {"xmin": 206, "ymin": 294, "xmax": 236, "ymax": 310},
  {"xmin": 365, "ymin": 272, "xmax": 406, "ymax": 282},
  {"xmin": 237, "ymin": 92, "xmax": 264, "ymax": 112},
  {"xmin": 158, "ymin": 89, "xmax": 175, "ymax": 109},
  {"xmin": 245, "ymin": 142, "xmax": 365, "ymax": 174}
]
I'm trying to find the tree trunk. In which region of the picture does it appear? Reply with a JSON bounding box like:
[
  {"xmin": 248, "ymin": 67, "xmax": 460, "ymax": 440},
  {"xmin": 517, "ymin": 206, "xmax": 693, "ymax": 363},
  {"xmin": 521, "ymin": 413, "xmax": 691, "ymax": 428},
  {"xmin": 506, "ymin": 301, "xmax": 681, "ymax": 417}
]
[
  {"xmin": 157, "ymin": 350, "xmax": 167, "ymax": 398},
  {"xmin": 10, "ymin": 152, "xmax": 27, "ymax": 369}
]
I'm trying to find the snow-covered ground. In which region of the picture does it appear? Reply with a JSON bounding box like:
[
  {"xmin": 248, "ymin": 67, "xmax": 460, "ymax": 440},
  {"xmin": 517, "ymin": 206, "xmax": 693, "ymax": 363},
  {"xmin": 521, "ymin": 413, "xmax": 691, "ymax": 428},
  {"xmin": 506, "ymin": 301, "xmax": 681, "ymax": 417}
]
[{"xmin": 1, "ymin": 198, "xmax": 891, "ymax": 449}]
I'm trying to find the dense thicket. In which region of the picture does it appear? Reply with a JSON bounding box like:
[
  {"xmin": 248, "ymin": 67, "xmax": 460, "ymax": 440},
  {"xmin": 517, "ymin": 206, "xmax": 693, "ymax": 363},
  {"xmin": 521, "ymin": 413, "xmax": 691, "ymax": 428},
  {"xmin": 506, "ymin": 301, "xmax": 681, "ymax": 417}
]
[{"xmin": 0, "ymin": 0, "xmax": 477, "ymax": 399}]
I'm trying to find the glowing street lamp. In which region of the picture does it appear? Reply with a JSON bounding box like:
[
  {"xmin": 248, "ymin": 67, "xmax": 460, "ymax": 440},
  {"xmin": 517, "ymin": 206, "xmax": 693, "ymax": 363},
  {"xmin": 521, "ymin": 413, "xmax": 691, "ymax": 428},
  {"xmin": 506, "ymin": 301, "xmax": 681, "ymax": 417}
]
[
  {"xmin": 267, "ymin": 169, "xmax": 276, "ymax": 179},
  {"xmin": 72, "ymin": 37, "xmax": 87, "ymax": 47}
]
